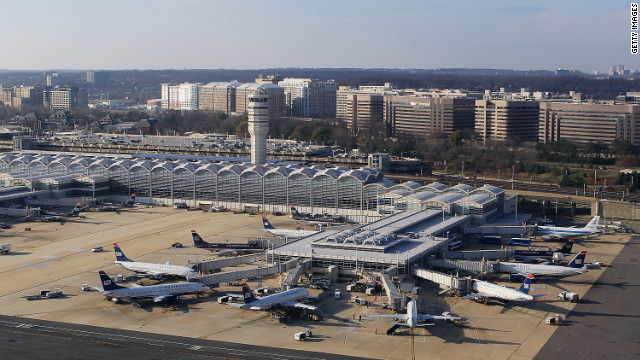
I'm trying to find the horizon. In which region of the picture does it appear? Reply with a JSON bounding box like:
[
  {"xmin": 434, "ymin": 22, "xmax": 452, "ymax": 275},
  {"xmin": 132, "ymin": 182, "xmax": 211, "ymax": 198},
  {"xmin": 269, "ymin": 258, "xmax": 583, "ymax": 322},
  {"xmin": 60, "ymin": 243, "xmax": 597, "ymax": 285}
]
[{"xmin": 0, "ymin": 1, "xmax": 635, "ymax": 73}]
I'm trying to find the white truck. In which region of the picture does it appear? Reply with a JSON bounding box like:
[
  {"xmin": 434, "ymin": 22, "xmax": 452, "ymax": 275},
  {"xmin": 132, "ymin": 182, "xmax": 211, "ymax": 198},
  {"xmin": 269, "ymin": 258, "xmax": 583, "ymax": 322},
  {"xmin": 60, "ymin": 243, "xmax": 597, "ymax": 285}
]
[
  {"xmin": 558, "ymin": 291, "xmax": 580, "ymax": 303},
  {"xmin": 0, "ymin": 244, "xmax": 10, "ymax": 254}
]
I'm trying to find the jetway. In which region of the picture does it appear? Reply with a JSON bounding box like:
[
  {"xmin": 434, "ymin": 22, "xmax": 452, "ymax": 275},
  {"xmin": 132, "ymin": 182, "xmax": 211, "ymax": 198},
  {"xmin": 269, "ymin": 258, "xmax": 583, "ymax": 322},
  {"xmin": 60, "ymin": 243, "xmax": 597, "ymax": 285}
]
[
  {"xmin": 464, "ymin": 225, "xmax": 535, "ymax": 236},
  {"xmin": 376, "ymin": 268, "xmax": 403, "ymax": 311},
  {"xmin": 412, "ymin": 267, "xmax": 471, "ymax": 292},
  {"xmin": 283, "ymin": 260, "xmax": 311, "ymax": 290},
  {"xmin": 201, "ymin": 259, "xmax": 298, "ymax": 286},
  {"xmin": 426, "ymin": 258, "xmax": 499, "ymax": 275},
  {"xmin": 441, "ymin": 249, "xmax": 511, "ymax": 260},
  {"xmin": 197, "ymin": 253, "xmax": 264, "ymax": 273}
]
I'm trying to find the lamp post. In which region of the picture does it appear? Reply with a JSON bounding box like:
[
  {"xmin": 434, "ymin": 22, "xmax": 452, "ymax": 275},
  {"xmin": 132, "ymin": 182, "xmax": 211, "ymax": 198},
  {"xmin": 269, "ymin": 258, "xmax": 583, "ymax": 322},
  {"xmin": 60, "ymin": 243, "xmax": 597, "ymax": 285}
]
[
  {"xmin": 461, "ymin": 161, "xmax": 464, "ymax": 178},
  {"xmin": 511, "ymin": 165, "xmax": 515, "ymax": 190}
]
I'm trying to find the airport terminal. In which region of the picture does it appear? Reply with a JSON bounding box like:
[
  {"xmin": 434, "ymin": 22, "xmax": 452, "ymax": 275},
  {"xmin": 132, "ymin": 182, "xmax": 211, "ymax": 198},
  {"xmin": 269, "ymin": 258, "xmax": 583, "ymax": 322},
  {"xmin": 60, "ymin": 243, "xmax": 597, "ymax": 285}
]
[{"xmin": 0, "ymin": 89, "xmax": 636, "ymax": 360}]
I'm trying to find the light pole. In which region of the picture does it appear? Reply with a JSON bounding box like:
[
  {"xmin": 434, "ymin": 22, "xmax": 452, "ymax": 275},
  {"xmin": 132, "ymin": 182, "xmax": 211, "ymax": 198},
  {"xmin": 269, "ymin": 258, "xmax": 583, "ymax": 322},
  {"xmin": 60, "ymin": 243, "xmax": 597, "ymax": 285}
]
[
  {"xmin": 461, "ymin": 161, "xmax": 464, "ymax": 178},
  {"xmin": 511, "ymin": 165, "xmax": 515, "ymax": 190}
]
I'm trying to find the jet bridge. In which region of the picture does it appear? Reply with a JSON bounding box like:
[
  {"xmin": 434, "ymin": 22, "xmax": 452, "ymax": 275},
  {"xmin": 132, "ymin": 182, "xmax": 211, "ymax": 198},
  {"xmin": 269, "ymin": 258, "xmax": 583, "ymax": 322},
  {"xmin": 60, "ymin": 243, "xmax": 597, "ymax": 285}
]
[
  {"xmin": 426, "ymin": 258, "xmax": 500, "ymax": 275},
  {"xmin": 201, "ymin": 258, "xmax": 298, "ymax": 286},
  {"xmin": 283, "ymin": 260, "xmax": 311, "ymax": 290},
  {"xmin": 376, "ymin": 268, "xmax": 403, "ymax": 310},
  {"xmin": 412, "ymin": 267, "xmax": 471, "ymax": 293}
]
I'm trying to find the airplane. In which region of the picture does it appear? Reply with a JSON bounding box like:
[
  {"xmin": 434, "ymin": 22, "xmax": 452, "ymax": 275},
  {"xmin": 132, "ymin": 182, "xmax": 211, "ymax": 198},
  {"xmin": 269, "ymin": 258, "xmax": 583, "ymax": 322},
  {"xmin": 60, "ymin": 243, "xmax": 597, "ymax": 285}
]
[
  {"xmin": 226, "ymin": 283, "xmax": 317, "ymax": 311},
  {"xmin": 363, "ymin": 298, "xmax": 460, "ymax": 329},
  {"xmin": 290, "ymin": 204, "xmax": 345, "ymax": 225},
  {"xmin": 462, "ymin": 275, "xmax": 546, "ymax": 303},
  {"xmin": 113, "ymin": 243, "xmax": 200, "ymax": 279},
  {"xmin": 514, "ymin": 240, "xmax": 574, "ymax": 263},
  {"xmin": 191, "ymin": 230, "xmax": 263, "ymax": 255},
  {"xmin": 94, "ymin": 270, "xmax": 210, "ymax": 304},
  {"xmin": 96, "ymin": 194, "xmax": 136, "ymax": 211},
  {"xmin": 39, "ymin": 203, "xmax": 84, "ymax": 222},
  {"xmin": 536, "ymin": 216, "xmax": 601, "ymax": 240},
  {"xmin": 497, "ymin": 250, "xmax": 588, "ymax": 278},
  {"xmin": 261, "ymin": 217, "xmax": 318, "ymax": 238}
]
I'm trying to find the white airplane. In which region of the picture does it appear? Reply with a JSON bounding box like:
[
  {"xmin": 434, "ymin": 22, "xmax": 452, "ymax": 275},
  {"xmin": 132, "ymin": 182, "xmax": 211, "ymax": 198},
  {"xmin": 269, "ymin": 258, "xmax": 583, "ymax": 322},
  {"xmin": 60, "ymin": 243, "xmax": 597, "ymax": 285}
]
[
  {"xmin": 363, "ymin": 298, "xmax": 460, "ymax": 328},
  {"xmin": 94, "ymin": 271, "xmax": 210, "ymax": 303},
  {"xmin": 227, "ymin": 283, "xmax": 317, "ymax": 311},
  {"xmin": 261, "ymin": 217, "xmax": 318, "ymax": 238},
  {"xmin": 462, "ymin": 275, "xmax": 546, "ymax": 303},
  {"xmin": 113, "ymin": 243, "xmax": 200, "ymax": 280},
  {"xmin": 536, "ymin": 216, "xmax": 601, "ymax": 239},
  {"xmin": 497, "ymin": 250, "xmax": 588, "ymax": 278}
]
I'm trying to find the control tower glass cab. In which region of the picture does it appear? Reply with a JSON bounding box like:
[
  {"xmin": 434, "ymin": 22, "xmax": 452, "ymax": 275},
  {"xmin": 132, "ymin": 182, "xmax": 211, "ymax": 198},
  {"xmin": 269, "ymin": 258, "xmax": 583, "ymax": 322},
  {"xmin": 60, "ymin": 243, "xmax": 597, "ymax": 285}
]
[{"xmin": 248, "ymin": 89, "xmax": 269, "ymax": 165}]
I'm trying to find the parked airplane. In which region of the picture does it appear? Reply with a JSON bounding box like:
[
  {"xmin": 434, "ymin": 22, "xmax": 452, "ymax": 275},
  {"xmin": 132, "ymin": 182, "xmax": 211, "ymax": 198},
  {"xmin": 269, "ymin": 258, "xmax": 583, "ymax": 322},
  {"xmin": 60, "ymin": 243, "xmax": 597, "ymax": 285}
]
[
  {"xmin": 113, "ymin": 243, "xmax": 200, "ymax": 279},
  {"xmin": 95, "ymin": 271, "xmax": 209, "ymax": 304},
  {"xmin": 497, "ymin": 250, "xmax": 588, "ymax": 278},
  {"xmin": 462, "ymin": 275, "xmax": 546, "ymax": 303},
  {"xmin": 261, "ymin": 217, "xmax": 318, "ymax": 238},
  {"xmin": 97, "ymin": 194, "xmax": 136, "ymax": 211},
  {"xmin": 226, "ymin": 283, "xmax": 317, "ymax": 311},
  {"xmin": 536, "ymin": 216, "xmax": 601, "ymax": 239},
  {"xmin": 363, "ymin": 298, "xmax": 460, "ymax": 328},
  {"xmin": 290, "ymin": 205, "xmax": 345, "ymax": 225},
  {"xmin": 40, "ymin": 203, "xmax": 84, "ymax": 222},
  {"xmin": 514, "ymin": 240, "xmax": 574, "ymax": 263},
  {"xmin": 191, "ymin": 230, "xmax": 263, "ymax": 255}
]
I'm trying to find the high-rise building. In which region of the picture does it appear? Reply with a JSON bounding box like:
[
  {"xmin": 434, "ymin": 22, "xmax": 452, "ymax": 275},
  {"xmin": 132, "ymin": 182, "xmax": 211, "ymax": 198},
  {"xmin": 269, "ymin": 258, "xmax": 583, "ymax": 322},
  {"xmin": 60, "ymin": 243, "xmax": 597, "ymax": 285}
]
[
  {"xmin": 43, "ymin": 86, "xmax": 88, "ymax": 110},
  {"xmin": 336, "ymin": 87, "xmax": 384, "ymax": 134},
  {"xmin": 539, "ymin": 102, "xmax": 640, "ymax": 145},
  {"xmin": 384, "ymin": 96, "xmax": 476, "ymax": 138},
  {"xmin": 475, "ymin": 100, "xmax": 540, "ymax": 143},
  {"xmin": 198, "ymin": 82, "xmax": 242, "ymax": 113},
  {"xmin": 178, "ymin": 83, "xmax": 201, "ymax": 111},
  {"xmin": 248, "ymin": 89, "xmax": 269, "ymax": 165},
  {"xmin": 255, "ymin": 75, "xmax": 282, "ymax": 84},
  {"xmin": 161, "ymin": 83, "xmax": 181, "ymax": 110},
  {"xmin": 236, "ymin": 83, "xmax": 285, "ymax": 117},
  {"xmin": 278, "ymin": 78, "xmax": 336, "ymax": 117}
]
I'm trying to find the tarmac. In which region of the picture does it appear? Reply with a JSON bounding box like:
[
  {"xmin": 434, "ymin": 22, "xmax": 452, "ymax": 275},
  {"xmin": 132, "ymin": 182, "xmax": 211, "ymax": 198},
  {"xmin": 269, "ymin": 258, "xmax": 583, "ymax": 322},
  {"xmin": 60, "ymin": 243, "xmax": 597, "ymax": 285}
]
[{"xmin": 0, "ymin": 206, "xmax": 633, "ymax": 360}]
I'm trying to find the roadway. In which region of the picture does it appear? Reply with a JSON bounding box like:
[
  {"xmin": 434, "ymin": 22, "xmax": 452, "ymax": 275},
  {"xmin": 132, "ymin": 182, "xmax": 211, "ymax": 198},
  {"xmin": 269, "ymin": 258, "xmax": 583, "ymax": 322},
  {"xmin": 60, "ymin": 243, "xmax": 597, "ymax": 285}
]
[
  {"xmin": 0, "ymin": 315, "xmax": 370, "ymax": 360},
  {"xmin": 533, "ymin": 235, "xmax": 640, "ymax": 360}
]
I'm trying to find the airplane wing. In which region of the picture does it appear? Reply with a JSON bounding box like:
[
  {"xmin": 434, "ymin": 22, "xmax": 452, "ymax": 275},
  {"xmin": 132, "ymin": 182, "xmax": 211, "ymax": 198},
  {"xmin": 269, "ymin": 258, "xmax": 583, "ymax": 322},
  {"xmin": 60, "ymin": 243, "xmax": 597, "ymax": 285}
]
[
  {"xmin": 419, "ymin": 312, "xmax": 461, "ymax": 322},
  {"xmin": 460, "ymin": 292, "xmax": 492, "ymax": 300},
  {"xmin": 284, "ymin": 301, "xmax": 317, "ymax": 310},
  {"xmin": 363, "ymin": 314, "xmax": 404, "ymax": 319},
  {"xmin": 152, "ymin": 295, "xmax": 178, "ymax": 303}
]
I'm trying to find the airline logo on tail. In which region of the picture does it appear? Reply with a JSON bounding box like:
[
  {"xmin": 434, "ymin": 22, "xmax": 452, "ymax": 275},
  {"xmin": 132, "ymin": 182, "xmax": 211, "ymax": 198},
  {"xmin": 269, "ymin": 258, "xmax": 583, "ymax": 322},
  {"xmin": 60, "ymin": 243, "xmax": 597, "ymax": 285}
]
[
  {"xmin": 568, "ymin": 251, "xmax": 587, "ymax": 268},
  {"xmin": 191, "ymin": 230, "xmax": 205, "ymax": 244},
  {"xmin": 262, "ymin": 217, "xmax": 274, "ymax": 229},
  {"xmin": 519, "ymin": 275, "xmax": 533, "ymax": 293}
]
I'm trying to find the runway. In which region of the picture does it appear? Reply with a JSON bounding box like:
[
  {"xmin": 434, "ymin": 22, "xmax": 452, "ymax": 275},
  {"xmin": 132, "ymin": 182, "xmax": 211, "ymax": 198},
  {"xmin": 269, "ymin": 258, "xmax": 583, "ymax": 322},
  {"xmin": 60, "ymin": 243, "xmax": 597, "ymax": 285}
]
[
  {"xmin": 534, "ymin": 235, "xmax": 640, "ymax": 360},
  {"xmin": 0, "ymin": 315, "xmax": 370, "ymax": 360}
]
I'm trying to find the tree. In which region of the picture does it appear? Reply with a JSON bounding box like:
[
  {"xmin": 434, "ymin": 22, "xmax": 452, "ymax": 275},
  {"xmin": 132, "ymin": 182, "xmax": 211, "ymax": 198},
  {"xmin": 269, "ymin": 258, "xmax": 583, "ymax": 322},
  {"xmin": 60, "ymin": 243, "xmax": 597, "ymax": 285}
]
[{"xmin": 447, "ymin": 130, "xmax": 463, "ymax": 148}]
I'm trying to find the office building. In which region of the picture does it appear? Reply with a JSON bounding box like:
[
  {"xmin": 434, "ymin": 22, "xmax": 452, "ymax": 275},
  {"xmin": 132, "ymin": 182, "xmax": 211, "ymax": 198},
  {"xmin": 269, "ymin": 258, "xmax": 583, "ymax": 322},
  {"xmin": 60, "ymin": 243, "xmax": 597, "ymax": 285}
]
[
  {"xmin": 43, "ymin": 87, "xmax": 88, "ymax": 110},
  {"xmin": 178, "ymin": 83, "xmax": 201, "ymax": 111},
  {"xmin": 475, "ymin": 100, "xmax": 540, "ymax": 143},
  {"xmin": 336, "ymin": 87, "xmax": 384, "ymax": 134},
  {"xmin": 384, "ymin": 96, "xmax": 476, "ymax": 138},
  {"xmin": 278, "ymin": 78, "xmax": 336, "ymax": 117},
  {"xmin": 539, "ymin": 102, "xmax": 640, "ymax": 145}
]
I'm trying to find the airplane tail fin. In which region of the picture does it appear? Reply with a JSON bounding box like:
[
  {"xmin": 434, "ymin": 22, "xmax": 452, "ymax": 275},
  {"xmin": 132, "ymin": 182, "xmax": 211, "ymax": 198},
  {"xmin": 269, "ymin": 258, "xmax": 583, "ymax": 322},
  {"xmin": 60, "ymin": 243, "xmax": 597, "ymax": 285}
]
[
  {"xmin": 518, "ymin": 275, "xmax": 534, "ymax": 294},
  {"xmin": 567, "ymin": 250, "xmax": 587, "ymax": 268},
  {"xmin": 289, "ymin": 204, "xmax": 300, "ymax": 216},
  {"xmin": 98, "ymin": 271, "xmax": 125, "ymax": 291},
  {"xmin": 586, "ymin": 216, "xmax": 600, "ymax": 229},
  {"xmin": 125, "ymin": 194, "xmax": 136, "ymax": 206},
  {"xmin": 71, "ymin": 202, "xmax": 82, "ymax": 215},
  {"xmin": 241, "ymin": 283, "xmax": 257, "ymax": 304},
  {"xmin": 191, "ymin": 230, "xmax": 209, "ymax": 247},
  {"xmin": 113, "ymin": 243, "xmax": 132, "ymax": 262},
  {"xmin": 560, "ymin": 240, "xmax": 574, "ymax": 254},
  {"xmin": 262, "ymin": 216, "xmax": 275, "ymax": 230}
]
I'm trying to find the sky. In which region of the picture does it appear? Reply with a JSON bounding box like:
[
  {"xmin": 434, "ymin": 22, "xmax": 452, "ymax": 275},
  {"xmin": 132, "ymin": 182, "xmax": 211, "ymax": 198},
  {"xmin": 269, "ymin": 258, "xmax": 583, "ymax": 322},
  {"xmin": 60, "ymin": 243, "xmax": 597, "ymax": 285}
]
[{"xmin": 0, "ymin": 0, "xmax": 636, "ymax": 73}]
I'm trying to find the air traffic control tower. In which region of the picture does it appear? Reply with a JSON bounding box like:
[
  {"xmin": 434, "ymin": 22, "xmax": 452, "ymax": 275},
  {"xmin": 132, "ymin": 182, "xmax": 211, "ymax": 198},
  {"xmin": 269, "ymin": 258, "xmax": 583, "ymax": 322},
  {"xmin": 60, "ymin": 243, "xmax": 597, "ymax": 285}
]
[{"xmin": 248, "ymin": 89, "xmax": 269, "ymax": 165}]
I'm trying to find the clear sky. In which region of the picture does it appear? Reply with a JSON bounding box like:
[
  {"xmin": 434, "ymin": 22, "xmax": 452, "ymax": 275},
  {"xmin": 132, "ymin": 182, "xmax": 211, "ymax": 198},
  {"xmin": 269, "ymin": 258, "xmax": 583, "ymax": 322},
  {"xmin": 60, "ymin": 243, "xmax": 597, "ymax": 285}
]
[{"xmin": 0, "ymin": 0, "xmax": 636, "ymax": 73}]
